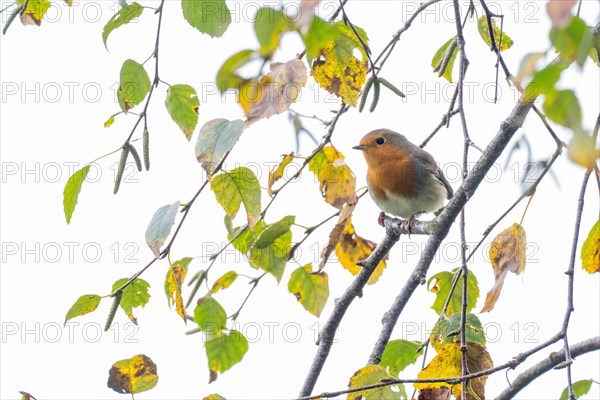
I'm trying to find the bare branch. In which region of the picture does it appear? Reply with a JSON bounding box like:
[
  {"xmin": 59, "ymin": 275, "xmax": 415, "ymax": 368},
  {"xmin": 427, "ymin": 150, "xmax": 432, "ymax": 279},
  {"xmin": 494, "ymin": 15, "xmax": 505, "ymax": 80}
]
[
  {"xmin": 560, "ymin": 168, "xmax": 593, "ymax": 398},
  {"xmin": 495, "ymin": 337, "xmax": 600, "ymax": 399}
]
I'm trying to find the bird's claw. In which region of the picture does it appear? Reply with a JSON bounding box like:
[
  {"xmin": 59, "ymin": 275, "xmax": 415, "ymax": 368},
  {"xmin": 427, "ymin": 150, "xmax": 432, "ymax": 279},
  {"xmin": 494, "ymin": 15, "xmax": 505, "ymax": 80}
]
[{"xmin": 377, "ymin": 211, "xmax": 387, "ymax": 227}]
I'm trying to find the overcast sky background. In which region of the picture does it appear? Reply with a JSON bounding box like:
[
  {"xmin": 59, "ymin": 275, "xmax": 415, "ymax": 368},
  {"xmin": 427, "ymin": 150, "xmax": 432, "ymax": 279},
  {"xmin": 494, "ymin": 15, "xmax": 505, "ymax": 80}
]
[{"xmin": 1, "ymin": 0, "xmax": 599, "ymax": 399}]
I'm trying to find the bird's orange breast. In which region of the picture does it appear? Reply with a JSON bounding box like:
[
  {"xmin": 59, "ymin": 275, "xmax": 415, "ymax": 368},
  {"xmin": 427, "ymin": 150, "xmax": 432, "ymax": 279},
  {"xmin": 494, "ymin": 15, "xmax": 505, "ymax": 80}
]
[{"xmin": 364, "ymin": 146, "xmax": 417, "ymax": 199}]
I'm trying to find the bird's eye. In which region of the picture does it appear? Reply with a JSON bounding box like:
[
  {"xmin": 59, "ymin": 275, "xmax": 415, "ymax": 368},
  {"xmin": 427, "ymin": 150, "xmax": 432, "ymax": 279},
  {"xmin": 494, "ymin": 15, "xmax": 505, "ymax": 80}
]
[{"xmin": 376, "ymin": 137, "xmax": 385, "ymax": 145}]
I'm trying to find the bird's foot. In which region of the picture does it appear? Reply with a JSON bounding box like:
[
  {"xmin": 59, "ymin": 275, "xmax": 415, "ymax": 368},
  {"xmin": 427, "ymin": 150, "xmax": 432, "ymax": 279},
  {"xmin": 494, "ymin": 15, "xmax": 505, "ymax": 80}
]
[
  {"xmin": 403, "ymin": 214, "xmax": 417, "ymax": 237},
  {"xmin": 377, "ymin": 211, "xmax": 387, "ymax": 227}
]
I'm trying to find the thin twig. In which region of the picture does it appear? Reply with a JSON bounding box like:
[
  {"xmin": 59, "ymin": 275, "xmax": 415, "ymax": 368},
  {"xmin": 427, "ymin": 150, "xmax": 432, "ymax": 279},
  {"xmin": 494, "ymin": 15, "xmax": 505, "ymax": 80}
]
[
  {"xmin": 451, "ymin": 1, "xmax": 471, "ymax": 396},
  {"xmin": 561, "ymin": 169, "xmax": 592, "ymax": 399},
  {"xmin": 230, "ymin": 272, "xmax": 267, "ymax": 321}
]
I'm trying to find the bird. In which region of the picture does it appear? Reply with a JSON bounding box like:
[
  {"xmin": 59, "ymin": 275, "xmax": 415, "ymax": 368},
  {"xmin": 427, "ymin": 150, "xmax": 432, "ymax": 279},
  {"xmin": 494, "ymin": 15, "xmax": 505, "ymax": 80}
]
[{"xmin": 353, "ymin": 129, "xmax": 454, "ymax": 232}]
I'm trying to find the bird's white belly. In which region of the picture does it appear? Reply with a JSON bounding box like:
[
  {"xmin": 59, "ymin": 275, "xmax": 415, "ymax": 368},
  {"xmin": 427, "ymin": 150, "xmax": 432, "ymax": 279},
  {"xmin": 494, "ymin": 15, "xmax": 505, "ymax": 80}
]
[{"xmin": 367, "ymin": 179, "xmax": 446, "ymax": 219}]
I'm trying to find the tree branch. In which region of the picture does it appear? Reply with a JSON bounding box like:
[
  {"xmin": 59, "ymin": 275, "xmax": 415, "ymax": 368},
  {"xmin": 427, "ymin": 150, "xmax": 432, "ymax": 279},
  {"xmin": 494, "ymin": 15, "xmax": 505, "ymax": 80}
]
[
  {"xmin": 495, "ymin": 337, "xmax": 600, "ymax": 400},
  {"xmin": 298, "ymin": 228, "xmax": 402, "ymax": 396},
  {"xmin": 298, "ymin": 333, "xmax": 599, "ymax": 400},
  {"xmin": 560, "ymin": 168, "xmax": 593, "ymax": 398}
]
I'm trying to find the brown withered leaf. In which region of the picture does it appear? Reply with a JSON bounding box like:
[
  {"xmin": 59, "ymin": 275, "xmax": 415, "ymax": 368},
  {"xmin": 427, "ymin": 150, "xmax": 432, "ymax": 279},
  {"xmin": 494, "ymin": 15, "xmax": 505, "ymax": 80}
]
[
  {"xmin": 415, "ymin": 343, "xmax": 492, "ymax": 400},
  {"xmin": 245, "ymin": 59, "xmax": 307, "ymax": 125},
  {"xmin": 297, "ymin": 0, "xmax": 320, "ymax": 28},
  {"xmin": 318, "ymin": 199, "xmax": 357, "ymax": 271},
  {"xmin": 335, "ymin": 219, "xmax": 388, "ymax": 284},
  {"xmin": 268, "ymin": 153, "xmax": 294, "ymax": 196},
  {"xmin": 547, "ymin": 0, "xmax": 576, "ymax": 28},
  {"xmin": 481, "ymin": 223, "xmax": 526, "ymax": 312},
  {"xmin": 418, "ymin": 387, "xmax": 451, "ymax": 400},
  {"xmin": 107, "ymin": 354, "xmax": 158, "ymax": 394}
]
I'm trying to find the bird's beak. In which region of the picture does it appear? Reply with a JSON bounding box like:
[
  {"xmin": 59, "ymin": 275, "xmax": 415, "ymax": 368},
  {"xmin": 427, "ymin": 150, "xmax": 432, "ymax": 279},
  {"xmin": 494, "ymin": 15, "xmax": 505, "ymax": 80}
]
[{"xmin": 352, "ymin": 144, "xmax": 365, "ymax": 151}]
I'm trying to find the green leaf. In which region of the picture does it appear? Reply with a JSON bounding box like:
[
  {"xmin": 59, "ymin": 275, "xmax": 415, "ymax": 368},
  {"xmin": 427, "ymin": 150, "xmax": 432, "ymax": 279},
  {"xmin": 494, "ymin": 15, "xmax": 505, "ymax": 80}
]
[
  {"xmin": 559, "ymin": 379, "xmax": 594, "ymax": 400},
  {"xmin": 165, "ymin": 84, "xmax": 200, "ymax": 141},
  {"xmin": 431, "ymin": 313, "xmax": 486, "ymax": 351},
  {"xmin": 302, "ymin": 16, "xmax": 341, "ymax": 62},
  {"xmin": 380, "ymin": 339, "xmax": 423, "ymax": 377},
  {"xmin": 194, "ymin": 297, "xmax": 227, "ymax": 339},
  {"xmin": 288, "ymin": 264, "xmax": 329, "ymax": 317},
  {"xmin": 64, "ymin": 294, "xmax": 101, "ymax": 325},
  {"xmin": 205, "ymin": 330, "xmax": 248, "ymax": 377},
  {"xmin": 145, "ymin": 201, "xmax": 181, "ymax": 257},
  {"xmin": 63, "ymin": 165, "xmax": 90, "ymax": 224},
  {"xmin": 182, "ymin": 0, "xmax": 231, "ymax": 38},
  {"xmin": 112, "ymin": 278, "xmax": 151, "ymax": 324},
  {"xmin": 117, "ymin": 59, "xmax": 151, "ymax": 112},
  {"xmin": 254, "ymin": 215, "xmax": 295, "ymax": 248},
  {"xmin": 229, "ymin": 223, "xmax": 259, "ymax": 254},
  {"xmin": 102, "ymin": 2, "xmax": 143, "ymax": 49},
  {"xmin": 210, "ymin": 271, "xmax": 238, "ymax": 294},
  {"xmin": 254, "ymin": 7, "xmax": 289, "ymax": 56},
  {"xmin": 251, "ymin": 229, "xmax": 291, "ymax": 282},
  {"xmin": 427, "ymin": 269, "xmax": 480, "ymax": 317},
  {"xmin": 228, "ymin": 222, "xmax": 291, "ymax": 281},
  {"xmin": 216, "ymin": 49, "xmax": 257, "ymax": 92},
  {"xmin": 543, "ymin": 89, "xmax": 582, "ymax": 128},
  {"xmin": 551, "ymin": 16, "xmax": 593, "ymax": 66},
  {"xmin": 349, "ymin": 365, "xmax": 402, "ymax": 400},
  {"xmin": 431, "ymin": 37, "xmax": 459, "ymax": 83},
  {"xmin": 211, "ymin": 167, "xmax": 261, "ymax": 227},
  {"xmin": 477, "ymin": 15, "xmax": 514, "ymax": 51},
  {"xmin": 164, "ymin": 257, "xmax": 193, "ymax": 303},
  {"xmin": 196, "ymin": 119, "xmax": 245, "ymax": 177},
  {"xmin": 529, "ymin": 64, "xmax": 563, "ymax": 96},
  {"xmin": 589, "ymin": 46, "xmax": 600, "ymax": 67}
]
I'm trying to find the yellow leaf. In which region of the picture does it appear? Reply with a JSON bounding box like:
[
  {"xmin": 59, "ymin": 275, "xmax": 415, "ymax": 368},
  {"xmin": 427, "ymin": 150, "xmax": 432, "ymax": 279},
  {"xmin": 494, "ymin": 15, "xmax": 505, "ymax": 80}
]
[
  {"xmin": 268, "ymin": 153, "xmax": 294, "ymax": 196},
  {"xmin": 210, "ymin": 271, "xmax": 238, "ymax": 294},
  {"xmin": 335, "ymin": 220, "xmax": 387, "ymax": 285},
  {"xmin": 415, "ymin": 343, "xmax": 492, "ymax": 400},
  {"xmin": 245, "ymin": 59, "xmax": 308, "ymax": 125},
  {"xmin": 104, "ymin": 114, "xmax": 115, "ymax": 128},
  {"xmin": 107, "ymin": 354, "xmax": 158, "ymax": 394},
  {"xmin": 568, "ymin": 130, "xmax": 599, "ymax": 169},
  {"xmin": 481, "ymin": 223, "xmax": 526, "ymax": 312},
  {"xmin": 20, "ymin": 0, "xmax": 51, "ymax": 26},
  {"xmin": 238, "ymin": 78, "xmax": 260, "ymax": 115},
  {"xmin": 311, "ymin": 22, "xmax": 368, "ymax": 107},
  {"xmin": 348, "ymin": 365, "xmax": 400, "ymax": 400},
  {"xmin": 19, "ymin": 391, "xmax": 37, "ymax": 400},
  {"xmin": 581, "ymin": 219, "xmax": 600, "ymax": 274},
  {"xmin": 308, "ymin": 145, "xmax": 357, "ymax": 210},
  {"xmin": 166, "ymin": 264, "xmax": 186, "ymax": 320}
]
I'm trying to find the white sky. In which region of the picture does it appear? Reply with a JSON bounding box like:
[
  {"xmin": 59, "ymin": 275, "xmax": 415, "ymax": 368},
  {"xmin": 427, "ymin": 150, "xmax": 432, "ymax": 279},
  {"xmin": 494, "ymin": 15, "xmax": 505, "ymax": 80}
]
[{"xmin": 1, "ymin": 0, "xmax": 599, "ymax": 399}]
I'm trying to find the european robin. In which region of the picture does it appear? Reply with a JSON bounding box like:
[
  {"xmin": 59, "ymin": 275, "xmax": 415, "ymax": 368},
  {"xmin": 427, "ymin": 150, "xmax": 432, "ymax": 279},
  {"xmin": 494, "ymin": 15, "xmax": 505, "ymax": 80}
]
[{"xmin": 353, "ymin": 129, "xmax": 454, "ymax": 230}]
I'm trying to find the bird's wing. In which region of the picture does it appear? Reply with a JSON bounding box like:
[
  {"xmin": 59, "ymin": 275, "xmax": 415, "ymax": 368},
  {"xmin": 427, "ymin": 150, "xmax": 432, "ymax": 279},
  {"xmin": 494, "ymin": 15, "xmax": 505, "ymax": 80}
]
[{"xmin": 411, "ymin": 149, "xmax": 454, "ymax": 199}]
